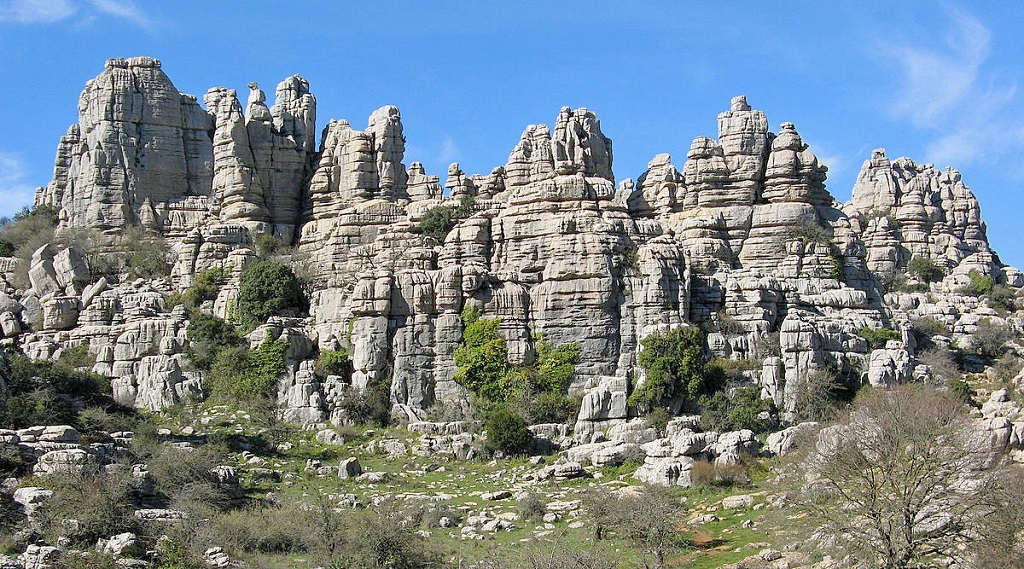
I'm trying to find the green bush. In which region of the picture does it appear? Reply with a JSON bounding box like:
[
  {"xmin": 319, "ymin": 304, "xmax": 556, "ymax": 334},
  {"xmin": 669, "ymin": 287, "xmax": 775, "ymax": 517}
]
[
  {"xmin": 182, "ymin": 267, "xmax": 229, "ymax": 309},
  {"xmin": 907, "ymin": 256, "xmax": 944, "ymax": 283},
  {"xmin": 972, "ymin": 318, "xmax": 1012, "ymax": 358},
  {"xmin": 698, "ymin": 386, "xmax": 776, "ymax": 433},
  {"xmin": 964, "ymin": 269, "xmax": 995, "ymax": 296},
  {"xmin": 989, "ymin": 284, "xmax": 1017, "ymax": 314},
  {"xmin": 236, "ymin": 261, "xmax": 306, "ymax": 328},
  {"xmin": 417, "ymin": 205, "xmax": 459, "ymax": 242},
  {"xmin": 629, "ymin": 326, "xmax": 723, "ymax": 411},
  {"xmin": 0, "ymin": 351, "xmax": 131, "ymax": 431},
  {"xmin": 453, "ymin": 307, "xmax": 512, "ymax": 401},
  {"xmin": 186, "ymin": 312, "xmax": 241, "ymax": 371},
  {"xmin": 206, "ymin": 337, "xmax": 289, "ymax": 402},
  {"xmin": 315, "ymin": 348, "xmax": 350, "ymax": 377},
  {"xmin": 484, "ymin": 408, "xmax": 533, "ymax": 456},
  {"xmin": 857, "ymin": 326, "xmax": 901, "ymax": 349}
]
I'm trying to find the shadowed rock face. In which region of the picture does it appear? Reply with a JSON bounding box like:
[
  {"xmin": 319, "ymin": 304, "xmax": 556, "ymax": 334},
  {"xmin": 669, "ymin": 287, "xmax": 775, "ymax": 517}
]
[{"xmin": 19, "ymin": 58, "xmax": 1018, "ymax": 426}]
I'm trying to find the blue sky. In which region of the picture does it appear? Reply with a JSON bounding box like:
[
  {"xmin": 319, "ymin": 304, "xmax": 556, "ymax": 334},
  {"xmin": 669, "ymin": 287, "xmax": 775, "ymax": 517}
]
[{"xmin": 2, "ymin": 1, "xmax": 1024, "ymax": 266}]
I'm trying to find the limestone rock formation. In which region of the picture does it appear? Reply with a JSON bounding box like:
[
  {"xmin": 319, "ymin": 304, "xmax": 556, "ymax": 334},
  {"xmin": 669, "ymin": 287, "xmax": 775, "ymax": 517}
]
[{"xmin": 17, "ymin": 57, "xmax": 1022, "ymax": 435}]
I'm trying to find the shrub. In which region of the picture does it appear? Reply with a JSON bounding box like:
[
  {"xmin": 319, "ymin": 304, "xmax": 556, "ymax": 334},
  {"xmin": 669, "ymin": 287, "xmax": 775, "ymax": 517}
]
[
  {"xmin": 517, "ymin": 491, "xmax": 547, "ymax": 521},
  {"xmin": 973, "ymin": 318, "xmax": 1012, "ymax": 358},
  {"xmin": 643, "ymin": 407, "xmax": 672, "ymax": 435},
  {"xmin": 315, "ymin": 348, "xmax": 350, "ymax": 377},
  {"xmin": 989, "ymin": 284, "xmax": 1017, "ymax": 314},
  {"xmin": 236, "ymin": 261, "xmax": 306, "ymax": 328},
  {"xmin": 185, "ymin": 312, "xmax": 241, "ymax": 371},
  {"xmin": 690, "ymin": 460, "xmax": 752, "ymax": 487},
  {"xmin": 253, "ymin": 233, "xmax": 284, "ymax": 258},
  {"xmin": 534, "ymin": 337, "xmax": 580, "ymax": 393},
  {"xmin": 417, "ymin": 205, "xmax": 459, "ymax": 242},
  {"xmin": 790, "ymin": 368, "xmax": 851, "ymax": 423},
  {"xmin": 206, "ymin": 337, "xmax": 289, "ymax": 402},
  {"xmin": 698, "ymin": 386, "xmax": 776, "ymax": 433},
  {"xmin": 964, "ymin": 269, "xmax": 995, "ymax": 296},
  {"xmin": 629, "ymin": 326, "xmax": 722, "ymax": 411},
  {"xmin": 907, "ymin": 256, "xmax": 944, "ymax": 283},
  {"xmin": 857, "ymin": 326, "xmax": 901, "ymax": 349},
  {"xmin": 453, "ymin": 307, "xmax": 513, "ymax": 401},
  {"xmin": 336, "ymin": 379, "xmax": 392, "ymax": 427},
  {"xmin": 911, "ymin": 317, "xmax": 950, "ymax": 349},
  {"xmin": 484, "ymin": 408, "xmax": 533, "ymax": 456},
  {"xmin": 787, "ymin": 219, "xmax": 830, "ymax": 244},
  {"xmin": 918, "ymin": 347, "xmax": 961, "ymax": 384},
  {"xmin": 122, "ymin": 227, "xmax": 171, "ymax": 278},
  {"xmin": 182, "ymin": 267, "xmax": 229, "ymax": 309},
  {"xmin": 0, "ymin": 351, "xmax": 130, "ymax": 431},
  {"xmin": 39, "ymin": 464, "xmax": 141, "ymax": 547}
]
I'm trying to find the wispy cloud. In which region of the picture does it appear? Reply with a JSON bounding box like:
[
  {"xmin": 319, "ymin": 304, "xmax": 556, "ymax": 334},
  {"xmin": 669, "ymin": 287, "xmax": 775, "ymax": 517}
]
[
  {"xmin": 0, "ymin": 0, "xmax": 150, "ymax": 28},
  {"xmin": 0, "ymin": 152, "xmax": 39, "ymax": 219},
  {"xmin": 0, "ymin": 0, "xmax": 75, "ymax": 23},
  {"xmin": 88, "ymin": 0, "xmax": 150, "ymax": 28},
  {"xmin": 881, "ymin": 7, "xmax": 1024, "ymax": 174},
  {"xmin": 436, "ymin": 135, "xmax": 461, "ymax": 165}
]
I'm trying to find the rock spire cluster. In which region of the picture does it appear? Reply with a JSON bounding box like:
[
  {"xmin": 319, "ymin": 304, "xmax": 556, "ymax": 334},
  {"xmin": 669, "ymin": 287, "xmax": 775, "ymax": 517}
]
[{"xmin": 3, "ymin": 58, "xmax": 1018, "ymax": 432}]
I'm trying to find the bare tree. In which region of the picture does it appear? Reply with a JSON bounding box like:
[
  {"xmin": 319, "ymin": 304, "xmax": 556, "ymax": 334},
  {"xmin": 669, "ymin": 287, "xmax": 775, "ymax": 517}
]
[{"xmin": 778, "ymin": 385, "xmax": 1021, "ymax": 568}]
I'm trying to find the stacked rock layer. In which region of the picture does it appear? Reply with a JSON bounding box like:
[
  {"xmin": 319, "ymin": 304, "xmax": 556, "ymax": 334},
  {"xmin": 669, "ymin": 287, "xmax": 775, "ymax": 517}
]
[{"xmin": 4, "ymin": 58, "xmax": 1019, "ymax": 431}]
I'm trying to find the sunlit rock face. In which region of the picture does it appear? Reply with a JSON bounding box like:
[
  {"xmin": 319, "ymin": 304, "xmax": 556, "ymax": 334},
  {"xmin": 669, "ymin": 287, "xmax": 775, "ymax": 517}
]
[{"xmin": 21, "ymin": 58, "xmax": 1019, "ymax": 425}]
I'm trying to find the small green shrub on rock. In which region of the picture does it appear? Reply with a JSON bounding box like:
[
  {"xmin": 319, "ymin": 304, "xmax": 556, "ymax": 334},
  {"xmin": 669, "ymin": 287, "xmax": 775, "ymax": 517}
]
[
  {"xmin": 484, "ymin": 408, "xmax": 532, "ymax": 456},
  {"xmin": 907, "ymin": 256, "xmax": 944, "ymax": 283},
  {"xmin": 857, "ymin": 326, "xmax": 901, "ymax": 349},
  {"xmin": 630, "ymin": 326, "xmax": 723, "ymax": 411},
  {"xmin": 236, "ymin": 260, "xmax": 306, "ymax": 328}
]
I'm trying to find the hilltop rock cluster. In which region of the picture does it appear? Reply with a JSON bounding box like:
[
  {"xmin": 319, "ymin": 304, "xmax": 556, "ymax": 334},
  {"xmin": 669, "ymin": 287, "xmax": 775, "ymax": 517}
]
[{"xmin": 3, "ymin": 56, "xmax": 1021, "ymax": 435}]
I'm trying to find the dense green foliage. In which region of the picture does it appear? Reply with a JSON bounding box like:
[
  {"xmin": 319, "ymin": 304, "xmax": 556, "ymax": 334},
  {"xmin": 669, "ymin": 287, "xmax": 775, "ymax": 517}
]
[
  {"xmin": 453, "ymin": 306, "xmax": 580, "ymax": 413},
  {"xmin": 699, "ymin": 386, "xmax": 776, "ymax": 433},
  {"xmin": 453, "ymin": 307, "xmax": 512, "ymax": 401},
  {"xmin": 907, "ymin": 256, "xmax": 944, "ymax": 283},
  {"xmin": 0, "ymin": 350, "xmax": 133, "ymax": 431},
  {"xmin": 857, "ymin": 326, "xmax": 902, "ymax": 349},
  {"xmin": 315, "ymin": 348, "xmax": 350, "ymax": 377},
  {"xmin": 206, "ymin": 337, "xmax": 290, "ymax": 401},
  {"xmin": 964, "ymin": 269, "xmax": 994, "ymax": 296},
  {"xmin": 484, "ymin": 408, "xmax": 533, "ymax": 456},
  {"xmin": 236, "ymin": 261, "xmax": 306, "ymax": 328},
  {"xmin": 629, "ymin": 326, "xmax": 723, "ymax": 410},
  {"xmin": 186, "ymin": 312, "xmax": 241, "ymax": 370},
  {"xmin": 180, "ymin": 267, "xmax": 229, "ymax": 309},
  {"xmin": 415, "ymin": 197, "xmax": 475, "ymax": 242}
]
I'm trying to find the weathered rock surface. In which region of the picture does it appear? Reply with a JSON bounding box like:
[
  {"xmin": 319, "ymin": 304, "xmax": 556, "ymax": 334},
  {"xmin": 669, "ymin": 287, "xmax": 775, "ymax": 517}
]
[{"xmin": 16, "ymin": 57, "xmax": 1022, "ymax": 438}]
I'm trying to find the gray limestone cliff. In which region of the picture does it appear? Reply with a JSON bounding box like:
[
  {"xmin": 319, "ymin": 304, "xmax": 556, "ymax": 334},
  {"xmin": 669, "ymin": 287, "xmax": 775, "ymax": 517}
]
[{"xmin": 5, "ymin": 59, "xmax": 1021, "ymax": 432}]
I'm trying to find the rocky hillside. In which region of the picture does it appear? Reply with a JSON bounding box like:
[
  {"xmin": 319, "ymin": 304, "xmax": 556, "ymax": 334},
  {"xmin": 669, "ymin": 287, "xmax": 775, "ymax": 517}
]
[
  {"xmin": 3, "ymin": 56, "xmax": 1018, "ymax": 429},
  {"xmin": 3, "ymin": 55, "xmax": 1024, "ymax": 569}
]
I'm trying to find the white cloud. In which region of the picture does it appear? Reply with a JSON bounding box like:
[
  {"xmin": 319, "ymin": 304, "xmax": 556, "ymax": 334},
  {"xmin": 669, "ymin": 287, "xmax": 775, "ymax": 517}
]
[
  {"xmin": 881, "ymin": 8, "xmax": 1024, "ymax": 172},
  {"xmin": 0, "ymin": 152, "xmax": 39, "ymax": 219},
  {"xmin": 0, "ymin": 0, "xmax": 150, "ymax": 27},
  {"xmin": 0, "ymin": 0, "xmax": 75, "ymax": 23},
  {"xmin": 88, "ymin": 0, "xmax": 150, "ymax": 28}
]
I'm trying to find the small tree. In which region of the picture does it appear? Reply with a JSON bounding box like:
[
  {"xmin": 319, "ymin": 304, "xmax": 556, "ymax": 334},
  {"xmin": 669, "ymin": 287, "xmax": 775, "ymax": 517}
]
[
  {"xmin": 906, "ymin": 256, "xmax": 944, "ymax": 283},
  {"xmin": 778, "ymin": 385, "xmax": 1018, "ymax": 568},
  {"xmin": 972, "ymin": 318, "xmax": 1012, "ymax": 358},
  {"xmin": 630, "ymin": 326, "xmax": 722, "ymax": 411},
  {"xmin": 236, "ymin": 261, "xmax": 306, "ymax": 328},
  {"xmin": 484, "ymin": 408, "xmax": 532, "ymax": 456}
]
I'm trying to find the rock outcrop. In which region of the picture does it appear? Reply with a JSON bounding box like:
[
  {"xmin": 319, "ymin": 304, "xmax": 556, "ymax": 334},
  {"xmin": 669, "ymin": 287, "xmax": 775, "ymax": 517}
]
[{"xmin": 15, "ymin": 57, "xmax": 1021, "ymax": 430}]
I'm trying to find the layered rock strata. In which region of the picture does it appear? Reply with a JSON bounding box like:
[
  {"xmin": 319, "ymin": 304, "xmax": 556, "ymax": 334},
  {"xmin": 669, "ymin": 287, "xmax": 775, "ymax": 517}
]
[{"xmin": 8, "ymin": 58, "xmax": 1020, "ymax": 430}]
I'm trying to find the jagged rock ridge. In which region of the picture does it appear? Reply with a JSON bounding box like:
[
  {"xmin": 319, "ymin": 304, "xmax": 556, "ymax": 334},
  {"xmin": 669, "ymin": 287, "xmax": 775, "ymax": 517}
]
[{"xmin": 4, "ymin": 58, "xmax": 1021, "ymax": 434}]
